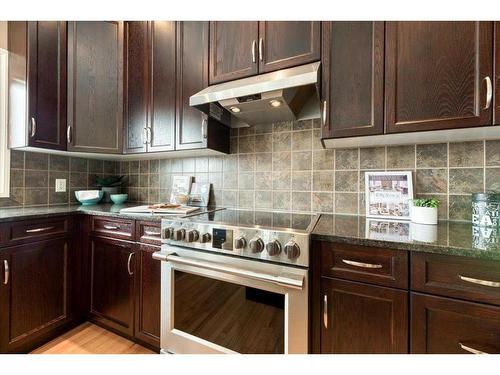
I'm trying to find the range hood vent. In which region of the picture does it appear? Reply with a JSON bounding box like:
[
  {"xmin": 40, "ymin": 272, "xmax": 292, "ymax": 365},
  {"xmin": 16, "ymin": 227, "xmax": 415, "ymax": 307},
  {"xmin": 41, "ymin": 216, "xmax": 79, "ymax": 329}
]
[{"xmin": 190, "ymin": 62, "xmax": 321, "ymax": 128}]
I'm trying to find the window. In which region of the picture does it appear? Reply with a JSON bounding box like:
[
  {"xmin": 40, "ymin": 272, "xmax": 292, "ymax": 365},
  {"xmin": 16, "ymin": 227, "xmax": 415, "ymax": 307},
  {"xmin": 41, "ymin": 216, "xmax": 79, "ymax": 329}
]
[{"xmin": 0, "ymin": 21, "xmax": 10, "ymax": 198}]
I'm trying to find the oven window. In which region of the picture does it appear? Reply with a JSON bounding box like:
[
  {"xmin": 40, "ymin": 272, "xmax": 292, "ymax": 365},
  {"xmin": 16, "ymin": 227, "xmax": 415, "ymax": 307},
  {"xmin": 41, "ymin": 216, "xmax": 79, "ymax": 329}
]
[{"xmin": 173, "ymin": 271, "xmax": 285, "ymax": 354}]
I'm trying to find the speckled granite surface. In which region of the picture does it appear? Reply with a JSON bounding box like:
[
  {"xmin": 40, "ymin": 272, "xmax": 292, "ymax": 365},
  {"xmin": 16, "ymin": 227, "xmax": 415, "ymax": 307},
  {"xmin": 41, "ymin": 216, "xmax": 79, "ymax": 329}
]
[{"xmin": 312, "ymin": 215, "xmax": 500, "ymax": 260}]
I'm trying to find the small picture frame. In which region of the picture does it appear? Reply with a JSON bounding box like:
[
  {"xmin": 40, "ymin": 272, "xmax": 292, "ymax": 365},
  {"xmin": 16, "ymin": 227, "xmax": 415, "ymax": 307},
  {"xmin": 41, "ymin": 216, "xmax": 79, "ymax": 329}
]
[{"xmin": 364, "ymin": 171, "xmax": 413, "ymax": 220}]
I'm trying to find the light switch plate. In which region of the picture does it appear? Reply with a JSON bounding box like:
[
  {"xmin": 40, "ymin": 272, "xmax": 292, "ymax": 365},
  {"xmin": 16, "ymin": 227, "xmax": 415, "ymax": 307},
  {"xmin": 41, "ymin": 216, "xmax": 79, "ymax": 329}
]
[{"xmin": 55, "ymin": 179, "xmax": 66, "ymax": 192}]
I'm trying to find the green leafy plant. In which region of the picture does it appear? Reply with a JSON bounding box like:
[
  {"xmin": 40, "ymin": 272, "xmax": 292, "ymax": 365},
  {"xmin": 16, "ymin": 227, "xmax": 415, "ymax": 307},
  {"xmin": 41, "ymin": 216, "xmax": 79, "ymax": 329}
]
[
  {"xmin": 411, "ymin": 198, "xmax": 440, "ymax": 208},
  {"xmin": 95, "ymin": 175, "xmax": 125, "ymax": 187}
]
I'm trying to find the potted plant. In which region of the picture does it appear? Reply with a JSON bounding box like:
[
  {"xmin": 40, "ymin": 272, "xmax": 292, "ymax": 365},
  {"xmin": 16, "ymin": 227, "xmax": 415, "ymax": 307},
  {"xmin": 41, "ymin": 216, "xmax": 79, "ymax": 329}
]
[
  {"xmin": 410, "ymin": 198, "xmax": 439, "ymax": 225},
  {"xmin": 96, "ymin": 175, "xmax": 125, "ymax": 203}
]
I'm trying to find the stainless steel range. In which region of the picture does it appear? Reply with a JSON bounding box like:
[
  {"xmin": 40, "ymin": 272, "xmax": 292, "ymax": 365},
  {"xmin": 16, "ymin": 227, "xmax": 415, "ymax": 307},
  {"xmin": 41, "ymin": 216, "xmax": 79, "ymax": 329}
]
[{"xmin": 153, "ymin": 208, "xmax": 318, "ymax": 354}]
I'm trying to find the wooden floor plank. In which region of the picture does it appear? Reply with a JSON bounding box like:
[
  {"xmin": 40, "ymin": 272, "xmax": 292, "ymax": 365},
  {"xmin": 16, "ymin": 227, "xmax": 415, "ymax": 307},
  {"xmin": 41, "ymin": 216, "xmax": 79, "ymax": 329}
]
[{"xmin": 31, "ymin": 322, "xmax": 155, "ymax": 354}]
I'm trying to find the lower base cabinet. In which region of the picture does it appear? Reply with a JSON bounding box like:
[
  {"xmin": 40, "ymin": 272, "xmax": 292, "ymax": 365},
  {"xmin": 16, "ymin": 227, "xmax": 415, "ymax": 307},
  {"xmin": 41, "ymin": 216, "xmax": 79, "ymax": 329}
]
[
  {"xmin": 0, "ymin": 238, "xmax": 74, "ymax": 353},
  {"xmin": 88, "ymin": 236, "xmax": 136, "ymax": 337},
  {"xmin": 320, "ymin": 278, "xmax": 408, "ymax": 353},
  {"xmin": 134, "ymin": 244, "xmax": 161, "ymax": 349},
  {"xmin": 411, "ymin": 293, "xmax": 500, "ymax": 354}
]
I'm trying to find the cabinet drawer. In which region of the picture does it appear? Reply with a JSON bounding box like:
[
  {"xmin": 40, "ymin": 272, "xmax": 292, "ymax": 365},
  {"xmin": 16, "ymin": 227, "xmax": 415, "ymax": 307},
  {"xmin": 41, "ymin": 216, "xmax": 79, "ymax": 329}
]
[
  {"xmin": 92, "ymin": 217, "xmax": 135, "ymax": 240},
  {"xmin": 411, "ymin": 293, "xmax": 500, "ymax": 354},
  {"xmin": 412, "ymin": 253, "xmax": 500, "ymax": 306},
  {"xmin": 6, "ymin": 217, "xmax": 70, "ymax": 244},
  {"xmin": 320, "ymin": 242, "xmax": 408, "ymax": 289},
  {"xmin": 136, "ymin": 221, "xmax": 162, "ymax": 246}
]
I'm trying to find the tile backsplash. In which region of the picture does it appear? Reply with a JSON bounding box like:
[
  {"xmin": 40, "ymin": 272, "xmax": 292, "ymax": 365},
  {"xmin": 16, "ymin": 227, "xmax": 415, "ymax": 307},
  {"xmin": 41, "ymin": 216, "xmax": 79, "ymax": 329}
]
[{"xmin": 3, "ymin": 119, "xmax": 499, "ymax": 221}]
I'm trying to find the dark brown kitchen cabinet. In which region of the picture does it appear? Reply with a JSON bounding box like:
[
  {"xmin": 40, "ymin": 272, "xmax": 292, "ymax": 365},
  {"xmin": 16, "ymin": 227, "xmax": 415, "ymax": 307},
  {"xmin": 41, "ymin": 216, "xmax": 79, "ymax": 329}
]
[
  {"xmin": 0, "ymin": 238, "xmax": 73, "ymax": 353},
  {"xmin": 320, "ymin": 278, "xmax": 408, "ymax": 354},
  {"xmin": 385, "ymin": 22, "xmax": 494, "ymax": 133},
  {"xmin": 8, "ymin": 22, "xmax": 67, "ymax": 151},
  {"xmin": 321, "ymin": 22, "xmax": 384, "ymax": 138},
  {"xmin": 88, "ymin": 236, "xmax": 135, "ymax": 337},
  {"xmin": 176, "ymin": 21, "xmax": 230, "ymax": 152},
  {"xmin": 125, "ymin": 21, "xmax": 176, "ymax": 154},
  {"xmin": 134, "ymin": 244, "xmax": 161, "ymax": 350},
  {"xmin": 411, "ymin": 293, "xmax": 500, "ymax": 354},
  {"xmin": 67, "ymin": 21, "xmax": 124, "ymax": 154},
  {"xmin": 209, "ymin": 21, "xmax": 259, "ymax": 84},
  {"xmin": 258, "ymin": 21, "xmax": 320, "ymax": 73}
]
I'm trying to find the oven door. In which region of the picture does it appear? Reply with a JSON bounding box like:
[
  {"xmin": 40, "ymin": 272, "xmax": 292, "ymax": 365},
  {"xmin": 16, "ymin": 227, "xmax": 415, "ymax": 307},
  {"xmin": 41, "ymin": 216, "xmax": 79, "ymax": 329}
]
[{"xmin": 154, "ymin": 244, "xmax": 308, "ymax": 354}]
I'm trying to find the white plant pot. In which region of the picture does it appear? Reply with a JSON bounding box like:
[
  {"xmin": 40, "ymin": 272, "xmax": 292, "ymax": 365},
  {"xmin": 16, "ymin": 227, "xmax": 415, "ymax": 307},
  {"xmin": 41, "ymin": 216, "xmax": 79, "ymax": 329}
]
[{"xmin": 410, "ymin": 206, "xmax": 438, "ymax": 225}]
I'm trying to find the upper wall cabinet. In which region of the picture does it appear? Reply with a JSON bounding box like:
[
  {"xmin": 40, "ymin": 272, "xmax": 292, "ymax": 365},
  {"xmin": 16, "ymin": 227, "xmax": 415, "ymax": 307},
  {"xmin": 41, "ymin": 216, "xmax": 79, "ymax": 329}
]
[
  {"xmin": 125, "ymin": 21, "xmax": 176, "ymax": 154},
  {"xmin": 8, "ymin": 22, "xmax": 67, "ymax": 151},
  {"xmin": 67, "ymin": 21, "xmax": 124, "ymax": 154},
  {"xmin": 321, "ymin": 22, "xmax": 384, "ymax": 138},
  {"xmin": 176, "ymin": 21, "xmax": 229, "ymax": 152},
  {"xmin": 385, "ymin": 22, "xmax": 493, "ymax": 133},
  {"xmin": 208, "ymin": 21, "xmax": 320, "ymax": 84}
]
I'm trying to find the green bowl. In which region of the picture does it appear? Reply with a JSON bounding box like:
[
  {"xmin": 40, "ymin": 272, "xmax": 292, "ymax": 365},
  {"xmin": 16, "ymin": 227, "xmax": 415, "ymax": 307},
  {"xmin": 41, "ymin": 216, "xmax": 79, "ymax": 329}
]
[{"xmin": 110, "ymin": 194, "xmax": 128, "ymax": 205}]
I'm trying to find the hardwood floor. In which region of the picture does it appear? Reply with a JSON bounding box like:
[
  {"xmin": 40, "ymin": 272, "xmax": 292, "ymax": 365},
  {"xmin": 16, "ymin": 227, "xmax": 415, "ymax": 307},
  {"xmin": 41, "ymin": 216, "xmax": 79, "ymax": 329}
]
[{"xmin": 31, "ymin": 322, "xmax": 156, "ymax": 354}]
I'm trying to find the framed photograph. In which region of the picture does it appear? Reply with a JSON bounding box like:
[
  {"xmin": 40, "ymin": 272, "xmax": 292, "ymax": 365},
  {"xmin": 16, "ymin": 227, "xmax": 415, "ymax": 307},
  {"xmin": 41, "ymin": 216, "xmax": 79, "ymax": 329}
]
[{"xmin": 365, "ymin": 171, "xmax": 413, "ymax": 220}]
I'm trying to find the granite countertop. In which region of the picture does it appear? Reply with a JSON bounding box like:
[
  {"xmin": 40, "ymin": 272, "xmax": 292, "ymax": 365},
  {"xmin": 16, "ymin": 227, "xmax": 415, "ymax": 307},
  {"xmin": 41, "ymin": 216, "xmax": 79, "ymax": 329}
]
[{"xmin": 312, "ymin": 214, "xmax": 500, "ymax": 261}]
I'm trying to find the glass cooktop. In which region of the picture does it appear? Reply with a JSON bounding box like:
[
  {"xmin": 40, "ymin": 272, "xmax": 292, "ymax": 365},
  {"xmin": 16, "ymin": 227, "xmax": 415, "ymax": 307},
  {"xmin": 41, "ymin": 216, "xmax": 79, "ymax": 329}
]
[{"xmin": 184, "ymin": 209, "xmax": 318, "ymax": 232}]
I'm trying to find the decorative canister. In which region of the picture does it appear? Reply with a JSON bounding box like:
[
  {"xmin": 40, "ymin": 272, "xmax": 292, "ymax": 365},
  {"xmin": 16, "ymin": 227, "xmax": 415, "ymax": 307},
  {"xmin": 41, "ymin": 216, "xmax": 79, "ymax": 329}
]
[{"xmin": 472, "ymin": 192, "xmax": 500, "ymax": 227}]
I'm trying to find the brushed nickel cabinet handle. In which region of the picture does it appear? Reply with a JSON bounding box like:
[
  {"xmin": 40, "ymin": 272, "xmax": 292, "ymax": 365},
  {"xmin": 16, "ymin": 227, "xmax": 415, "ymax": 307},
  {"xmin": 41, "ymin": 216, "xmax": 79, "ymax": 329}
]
[
  {"xmin": 251, "ymin": 40, "xmax": 257, "ymax": 63},
  {"xmin": 67, "ymin": 125, "xmax": 72, "ymax": 144},
  {"xmin": 322, "ymin": 100, "xmax": 327, "ymax": 127},
  {"xmin": 3, "ymin": 260, "xmax": 9, "ymax": 285},
  {"xmin": 144, "ymin": 230, "xmax": 160, "ymax": 236},
  {"xmin": 143, "ymin": 127, "xmax": 148, "ymax": 144},
  {"xmin": 341, "ymin": 259, "xmax": 383, "ymax": 269},
  {"xmin": 103, "ymin": 225, "xmax": 120, "ymax": 230},
  {"xmin": 30, "ymin": 117, "xmax": 36, "ymax": 137},
  {"xmin": 26, "ymin": 226, "xmax": 55, "ymax": 233},
  {"xmin": 323, "ymin": 294, "xmax": 328, "ymax": 329},
  {"xmin": 258, "ymin": 37, "xmax": 263, "ymax": 62},
  {"xmin": 459, "ymin": 343, "xmax": 488, "ymax": 354},
  {"xmin": 459, "ymin": 275, "xmax": 500, "ymax": 288},
  {"xmin": 147, "ymin": 127, "xmax": 152, "ymax": 144},
  {"xmin": 484, "ymin": 76, "xmax": 493, "ymax": 110},
  {"xmin": 127, "ymin": 253, "xmax": 135, "ymax": 276}
]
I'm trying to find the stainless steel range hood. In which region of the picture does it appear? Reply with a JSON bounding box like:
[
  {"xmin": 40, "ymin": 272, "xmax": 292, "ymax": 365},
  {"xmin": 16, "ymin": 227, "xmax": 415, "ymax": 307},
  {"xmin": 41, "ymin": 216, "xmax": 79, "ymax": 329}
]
[{"xmin": 190, "ymin": 62, "xmax": 321, "ymax": 128}]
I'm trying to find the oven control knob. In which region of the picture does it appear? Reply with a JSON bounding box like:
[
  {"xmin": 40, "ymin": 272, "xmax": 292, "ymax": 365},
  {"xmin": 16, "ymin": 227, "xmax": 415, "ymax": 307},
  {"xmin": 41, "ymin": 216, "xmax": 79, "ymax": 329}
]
[
  {"xmin": 173, "ymin": 228, "xmax": 186, "ymax": 241},
  {"xmin": 186, "ymin": 229, "xmax": 199, "ymax": 242},
  {"xmin": 249, "ymin": 237, "xmax": 264, "ymax": 253},
  {"xmin": 284, "ymin": 241, "xmax": 300, "ymax": 260},
  {"xmin": 266, "ymin": 240, "xmax": 282, "ymax": 256},
  {"xmin": 234, "ymin": 236, "xmax": 247, "ymax": 249},
  {"xmin": 200, "ymin": 233, "xmax": 211, "ymax": 243},
  {"xmin": 162, "ymin": 227, "xmax": 174, "ymax": 240}
]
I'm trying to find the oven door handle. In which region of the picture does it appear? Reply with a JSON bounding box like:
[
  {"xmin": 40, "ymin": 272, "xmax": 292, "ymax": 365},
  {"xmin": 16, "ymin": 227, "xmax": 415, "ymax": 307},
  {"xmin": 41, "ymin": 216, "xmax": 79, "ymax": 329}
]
[{"xmin": 153, "ymin": 251, "xmax": 304, "ymax": 290}]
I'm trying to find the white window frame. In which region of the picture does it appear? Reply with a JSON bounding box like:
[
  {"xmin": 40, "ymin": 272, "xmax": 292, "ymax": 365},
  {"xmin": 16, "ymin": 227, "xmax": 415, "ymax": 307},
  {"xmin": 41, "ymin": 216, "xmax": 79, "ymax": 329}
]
[{"xmin": 0, "ymin": 41, "xmax": 10, "ymax": 198}]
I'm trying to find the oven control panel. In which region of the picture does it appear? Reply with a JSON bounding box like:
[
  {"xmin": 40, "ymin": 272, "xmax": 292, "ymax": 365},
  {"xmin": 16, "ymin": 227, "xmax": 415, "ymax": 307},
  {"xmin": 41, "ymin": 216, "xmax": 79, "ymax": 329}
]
[{"xmin": 161, "ymin": 219, "xmax": 310, "ymax": 267}]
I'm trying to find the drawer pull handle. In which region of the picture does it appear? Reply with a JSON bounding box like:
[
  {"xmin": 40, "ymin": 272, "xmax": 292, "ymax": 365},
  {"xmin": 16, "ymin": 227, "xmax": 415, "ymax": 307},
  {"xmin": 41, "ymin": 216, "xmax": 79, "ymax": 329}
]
[
  {"xmin": 323, "ymin": 294, "xmax": 328, "ymax": 329},
  {"xmin": 127, "ymin": 253, "xmax": 135, "ymax": 276},
  {"xmin": 26, "ymin": 226, "xmax": 55, "ymax": 233},
  {"xmin": 459, "ymin": 343, "xmax": 488, "ymax": 355},
  {"xmin": 341, "ymin": 259, "xmax": 383, "ymax": 269},
  {"xmin": 144, "ymin": 230, "xmax": 160, "ymax": 236},
  {"xmin": 103, "ymin": 225, "xmax": 120, "ymax": 231},
  {"xmin": 459, "ymin": 275, "xmax": 500, "ymax": 288},
  {"xmin": 3, "ymin": 260, "xmax": 9, "ymax": 285}
]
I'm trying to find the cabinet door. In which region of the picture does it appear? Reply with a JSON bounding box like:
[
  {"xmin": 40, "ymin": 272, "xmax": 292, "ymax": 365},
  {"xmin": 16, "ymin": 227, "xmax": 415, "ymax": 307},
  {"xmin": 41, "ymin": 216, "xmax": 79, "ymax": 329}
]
[
  {"xmin": 321, "ymin": 278, "xmax": 408, "ymax": 353},
  {"xmin": 411, "ymin": 293, "xmax": 500, "ymax": 354},
  {"xmin": 322, "ymin": 22, "xmax": 384, "ymax": 138},
  {"xmin": 209, "ymin": 21, "xmax": 259, "ymax": 84},
  {"xmin": 149, "ymin": 21, "xmax": 176, "ymax": 152},
  {"xmin": 67, "ymin": 21, "xmax": 124, "ymax": 153},
  {"xmin": 124, "ymin": 21, "xmax": 148, "ymax": 154},
  {"xmin": 134, "ymin": 244, "xmax": 161, "ymax": 350},
  {"xmin": 27, "ymin": 21, "xmax": 67, "ymax": 150},
  {"xmin": 0, "ymin": 238, "xmax": 72, "ymax": 353},
  {"xmin": 175, "ymin": 21, "xmax": 209, "ymax": 150},
  {"xmin": 258, "ymin": 21, "xmax": 320, "ymax": 73},
  {"xmin": 385, "ymin": 22, "xmax": 493, "ymax": 133},
  {"xmin": 89, "ymin": 237, "xmax": 135, "ymax": 336}
]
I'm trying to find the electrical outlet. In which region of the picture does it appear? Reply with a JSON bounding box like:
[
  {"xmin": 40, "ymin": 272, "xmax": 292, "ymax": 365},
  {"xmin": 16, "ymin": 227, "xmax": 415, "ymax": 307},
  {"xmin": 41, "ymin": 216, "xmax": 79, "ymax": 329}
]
[{"xmin": 55, "ymin": 179, "xmax": 66, "ymax": 193}]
